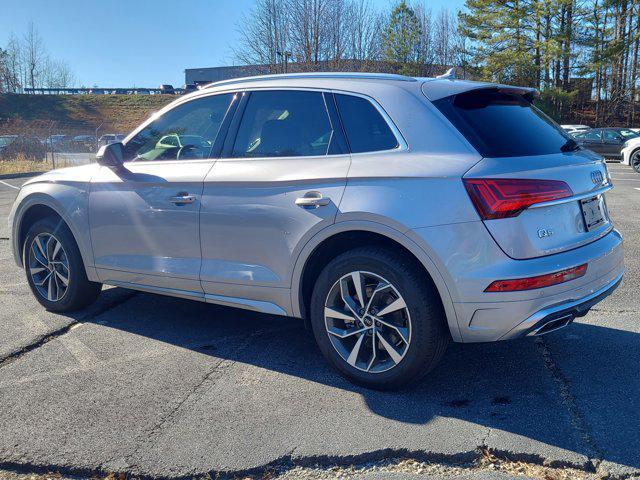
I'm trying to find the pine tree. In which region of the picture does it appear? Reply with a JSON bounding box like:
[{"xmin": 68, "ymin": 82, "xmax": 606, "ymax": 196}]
[{"xmin": 382, "ymin": 1, "xmax": 422, "ymax": 75}]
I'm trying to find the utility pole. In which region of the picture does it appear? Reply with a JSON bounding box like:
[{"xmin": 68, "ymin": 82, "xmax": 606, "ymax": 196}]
[{"xmin": 276, "ymin": 51, "xmax": 292, "ymax": 73}]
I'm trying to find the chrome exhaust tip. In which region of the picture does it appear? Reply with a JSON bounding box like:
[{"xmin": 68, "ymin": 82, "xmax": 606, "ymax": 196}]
[{"xmin": 528, "ymin": 314, "xmax": 575, "ymax": 336}]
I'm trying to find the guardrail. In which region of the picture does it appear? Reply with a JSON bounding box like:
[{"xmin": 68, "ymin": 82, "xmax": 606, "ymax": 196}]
[{"xmin": 22, "ymin": 87, "xmax": 185, "ymax": 95}]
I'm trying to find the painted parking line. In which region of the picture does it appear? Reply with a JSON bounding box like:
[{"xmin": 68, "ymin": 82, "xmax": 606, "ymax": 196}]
[
  {"xmin": 0, "ymin": 179, "xmax": 20, "ymax": 190},
  {"xmin": 635, "ymin": 188, "xmax": 640, "ymax": 192}
]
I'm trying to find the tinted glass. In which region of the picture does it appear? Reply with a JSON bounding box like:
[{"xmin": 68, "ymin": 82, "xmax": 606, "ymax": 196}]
[
  {"xmin": 123, "ymin": 93, "xmax": 233, "ymax": 161},
  {"xmin": 433, "ymin": 89, "xmax": 571, "ymax": 158},
  {"xmin": 576, "ymin": 130, "xmax": 601, "ymax": 140},
  {"xmin": 603, "ymin": 130, "xmax": 623, "ymax": 141},
  {"xmin": 335, "ymin": 94, "xmax": 398, "ymax": 153},
  {"xmin": 232, "ymin": 90, "xmax": 333, "ymax": 157},
  {"xmin": 618, "ymin": 129, "xmax": 640, "ymax": 138}
]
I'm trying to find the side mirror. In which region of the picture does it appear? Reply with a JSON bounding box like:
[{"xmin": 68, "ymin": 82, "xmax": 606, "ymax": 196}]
[{"xmin": 96, "ymin": 142, "xmax": 124, "ymax": 168}]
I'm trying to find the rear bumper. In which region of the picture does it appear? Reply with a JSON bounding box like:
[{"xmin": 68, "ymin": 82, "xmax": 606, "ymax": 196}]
[
  {"xmin": 498, "ymin": 271, "xmax": 622, "ymax": 339},
  {"xmin": 411, "ymin": 223, "xmax": 624, "ymax": 343}
]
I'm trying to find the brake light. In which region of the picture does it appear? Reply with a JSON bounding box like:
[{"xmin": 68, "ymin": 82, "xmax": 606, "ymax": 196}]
[
  {"xmin": 485, "ymin": 264, "xmax": 587, "ymax": 292},
  {"xmin": 463, "ymin": 178, "xmax": 573, "ymax": 220}
]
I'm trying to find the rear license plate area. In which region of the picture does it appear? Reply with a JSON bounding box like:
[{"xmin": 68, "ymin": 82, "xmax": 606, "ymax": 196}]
[{"xmin": 580, "ymin": 195, "xmax": 607, "ymax": 231}]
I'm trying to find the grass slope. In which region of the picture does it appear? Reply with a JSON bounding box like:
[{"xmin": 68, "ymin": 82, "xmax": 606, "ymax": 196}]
[{"xmin": 0, "ymin": 94, "xmax": 175, "ymax": 133}]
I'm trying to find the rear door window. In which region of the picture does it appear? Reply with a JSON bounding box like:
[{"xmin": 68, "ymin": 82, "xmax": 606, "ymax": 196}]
[
  {"xmin": 433, "ymin": 89, "xmax": 571, "ymax": 158},
  {"xmin": 231, "ymin": 90, "xmax": 334, "ymax": 158},
  {"xmin": 575, "ymin": 130, "xmax": 602, "ymax": 140},
  {"xmin": 335, "ymin": 94, "xmax": 398, "ymax": 153},
  {"xmin": 603, "ymin": 130, "xmax": 623, "ymax": 141}
]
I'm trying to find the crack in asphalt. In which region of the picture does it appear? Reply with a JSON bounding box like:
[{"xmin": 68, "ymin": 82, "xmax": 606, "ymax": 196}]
[
  {"xmin": 121, "ymin": 328, "xmax": 270, "ymax": 472},
  {"xmin": 0, "ymin": 291, "xmax": 138, "ymax": 370},
  {"xmin": 535, "ymin": 337, "xmax": 603, "ymax": 473}
]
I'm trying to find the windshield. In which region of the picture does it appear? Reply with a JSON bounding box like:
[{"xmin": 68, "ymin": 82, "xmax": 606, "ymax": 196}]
[
  {"xmin": 0, "ymin": 136, "xmax": 17, "ymax": 147},
  {"xmin": 433, "ymin": 88, "xmax": 571, "ymax": 158}
]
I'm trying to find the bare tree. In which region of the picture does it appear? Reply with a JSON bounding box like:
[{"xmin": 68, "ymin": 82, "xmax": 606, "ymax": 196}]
[
  {"xmin": 346, "ymin": 0, "xmax": 383, "ymax": 64},
  {"xmin": 414, "ymin": 3, "xmax": 435, "ymax": 67},
  {"xmin": 433, "ymin": 8, "xmax": 457, "ymax": 68},
  {"xmin": 43, "ymin": 58, "xmax": 75, "ymax": 88},
  {"xmin": 4, "ymin": 34, "xmax": 23, "ymax": 92},
  {"xmin": 233, "ymin": 0, "xmax": 290, "ymax": 72},
  {"xmin": 23, "ymin": 22, "xmax": 47, "ymax": 91}
]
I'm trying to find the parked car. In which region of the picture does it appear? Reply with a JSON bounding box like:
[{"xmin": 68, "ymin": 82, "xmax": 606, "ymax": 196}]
[
  {"xmin": 621, "ymin": 135, "xmax": 640, "ymax": 172},
  {"xmin": 98, "ymin": 134, "xmax": 125, "ymax": 147},
  {"xmin": 183, "ymin": 83, "xmax": 198, "ymax": 94},
  {"xmin": 43, "ymin": 134, "xmax": 69, "ymax": 152},
  {"xmin": 8, "ymin": 73, "xmax": 624, "ymax": 389},
  {"xmin": 0, "ymin": 135, "xmax": 46, "ymax": 161},
  {"xmin": 573, "ymin": 127, "xmax": 639, "ymax": 159},
  {"xmin": 561, "ymin": 124, "xmax": 590, "ymax": 135},
  {"xmin": 160, "ymin": 84, "xmax": 175, "ymax": 95},
  {"xmin": 69, "ymin": 135, "xmax": 96, "ymax": 152}
]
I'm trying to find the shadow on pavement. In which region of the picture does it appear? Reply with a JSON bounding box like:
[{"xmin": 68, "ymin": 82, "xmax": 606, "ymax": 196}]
[{"xmin": 82, "ymin": 288, "xmax": 639, "ymax": 470}]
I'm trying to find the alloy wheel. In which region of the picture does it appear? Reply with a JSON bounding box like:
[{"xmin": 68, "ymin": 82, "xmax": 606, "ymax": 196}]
[
  {"xmin": 28, "ymin": 233, "xmax": 70, "ymax": 302},
  {"xmin": 632, "ymin": 151, "xmax": 640, "ymax": 173},
  {"xmin": 324, "ymin": 271, "xmax": 411, "ymax": 373}
]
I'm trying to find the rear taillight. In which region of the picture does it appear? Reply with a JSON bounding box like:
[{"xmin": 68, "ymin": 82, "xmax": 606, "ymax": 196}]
[
  {"xmin": 463, "ymin": 178, "xmax": 573, "ymax": 220},
  {"xmin": 485, "ymin": 264, "xmax": 587, "ymax": 292}
]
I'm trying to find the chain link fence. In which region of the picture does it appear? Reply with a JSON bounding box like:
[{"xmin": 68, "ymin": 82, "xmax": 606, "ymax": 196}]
[{"xmin": 0, "ymin": 118, "xmax": 126, "ymax": 174}]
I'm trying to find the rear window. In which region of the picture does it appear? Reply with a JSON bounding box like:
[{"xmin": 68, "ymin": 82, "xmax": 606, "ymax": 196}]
[
  {"xmin": 335, "ymin": 94, "xmax": 398, "ymax": 153},
  {"xmin": 433, "ymin": 89, "xmax": 570, "ymax": 158}
]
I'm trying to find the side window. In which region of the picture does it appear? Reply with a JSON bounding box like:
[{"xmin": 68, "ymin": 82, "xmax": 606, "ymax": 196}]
[
  {"xmin": 619, "ymin": 129, "xmax": 639, "ymax": 138},
  {"xmin": 603, "ymin": 130, "xmax": 622, "ymax": 141},
  {"xmin": 232, "ymin": 90, "xmax": 334, "ymax": 158},
  {"xmin": 580, "ymin": 130, "xmax": 602, "ymax": 141},
  {"xmin": 335, "ymin": 94, "xmax": 398, "ymax": 153},
  {"xmin": 123, "ymin": 93, "xmax": 234, "ymax": 161}
]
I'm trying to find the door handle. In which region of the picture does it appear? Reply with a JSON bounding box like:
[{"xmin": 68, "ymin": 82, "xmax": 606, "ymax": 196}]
[
  {"xmin": 295, "ymin": 191, "xmax": 331, "ymax": 208},
  {"xmin": 170, "ymin": 193, "xmax": 196, "ymax": 205}
]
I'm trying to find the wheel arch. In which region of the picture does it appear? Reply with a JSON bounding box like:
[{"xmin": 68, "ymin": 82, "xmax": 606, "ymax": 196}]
[
  {"xmin": 11, "ymin": 193, "xmax": 96, "ymax": 281},
  {"xmin": 291, "ymin": 220, "xmax": 462, "ymax": 342}
]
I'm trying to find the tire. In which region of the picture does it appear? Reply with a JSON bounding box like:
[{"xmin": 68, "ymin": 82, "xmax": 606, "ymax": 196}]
[
  {"xmin": 24, "ymin": 216, "xmax": 102, "ymax": 312},
  {"xmin": 631, "ymin": 150, "xmax": 640, "ymax": 174},
  {"xmin": 310, "ymin": 246, "xmax": 450, "ymax": 390}
]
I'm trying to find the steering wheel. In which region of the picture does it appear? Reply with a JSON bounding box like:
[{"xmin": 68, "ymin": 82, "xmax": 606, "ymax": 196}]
[{"xmin": 176, "ymin": 145, "xmax": 199, "ymax": 160}]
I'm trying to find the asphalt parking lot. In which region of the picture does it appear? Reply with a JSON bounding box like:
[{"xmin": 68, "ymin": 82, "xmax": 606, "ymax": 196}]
[{"xmin": 0, "ymin": 164, "xmax": 638, "ymax": 480}]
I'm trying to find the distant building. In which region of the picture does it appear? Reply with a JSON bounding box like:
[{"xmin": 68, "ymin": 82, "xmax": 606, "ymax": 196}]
[
  {"xmin": 184, "ymin": 61, "xmax": 452, "ymax": 86},
  {"xmin": 185, "ymin": 65, "xmax": 271, "ymax": 85}
]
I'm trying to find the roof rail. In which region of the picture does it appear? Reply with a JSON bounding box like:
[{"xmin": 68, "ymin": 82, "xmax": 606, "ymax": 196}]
[{"xmin": 202, "ymin": 72, "xmax": 417, "ymax": 89}]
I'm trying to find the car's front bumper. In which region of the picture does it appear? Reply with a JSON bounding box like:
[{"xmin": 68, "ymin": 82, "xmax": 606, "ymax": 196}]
[{"xmin": 621, "ymin": 145, "xmax": 633, "ymax": 165}]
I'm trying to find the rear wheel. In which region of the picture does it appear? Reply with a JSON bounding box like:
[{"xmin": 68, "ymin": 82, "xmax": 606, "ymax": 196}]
[
  {"xmin": 631, "ymin": 150, "xmax": 640, "ymax": 173},
  {"xmin": 310, "ymin": 247, "xmax": 450, "ymax": 390},
  {"xmin": 24, "ymin": 217, "xmax": 102, "ymax": 312}
]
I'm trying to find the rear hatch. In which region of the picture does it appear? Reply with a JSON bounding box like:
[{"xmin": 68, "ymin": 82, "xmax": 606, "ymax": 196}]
[{"xmin": 431, "ymin": 86, "xmax": 612, "ymax": 260}]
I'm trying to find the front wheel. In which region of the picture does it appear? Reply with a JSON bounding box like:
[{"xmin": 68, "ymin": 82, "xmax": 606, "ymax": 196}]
[
  {"xmin": 310, "ymin": 247, "xmax": 450, "ymax": 390},
  {"xmin": 24, "ymin": 217, "xmax": 102, "ymax": 312},
  {"xmin": 631, "ymin": 150, "xmax": 640, "ymax": 173}
]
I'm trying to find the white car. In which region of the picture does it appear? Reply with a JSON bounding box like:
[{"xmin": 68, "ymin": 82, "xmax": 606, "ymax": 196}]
[
  {"xmin": 561, "ymin": 124, "xmax": 591, "ymax": 135},
  {"xmin": 621, "ymin": 136, "xmax": 640, "ymax": 172}
]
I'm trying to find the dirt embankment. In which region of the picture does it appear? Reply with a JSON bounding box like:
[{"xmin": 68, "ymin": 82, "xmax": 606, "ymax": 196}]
[{"xmin": 0, "ymin": 94, "xmax": 175, "ymax": 134}]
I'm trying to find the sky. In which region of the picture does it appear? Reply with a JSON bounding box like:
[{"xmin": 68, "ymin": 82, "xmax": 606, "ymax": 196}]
[{"xmin": 1, "ymin": 0, "xmax": 465, "ymax": 88}]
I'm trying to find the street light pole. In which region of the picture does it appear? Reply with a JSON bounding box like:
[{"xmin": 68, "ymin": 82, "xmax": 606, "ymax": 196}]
[{"xmin": 276, "ymin": 51, "xmax": 292, "ymax": 73}]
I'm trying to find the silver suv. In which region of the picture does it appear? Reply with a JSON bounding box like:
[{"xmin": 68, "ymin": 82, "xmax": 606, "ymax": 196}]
[{"xmin": 9, "ymin": 73, "xmax": 624, "ymax": 389}]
